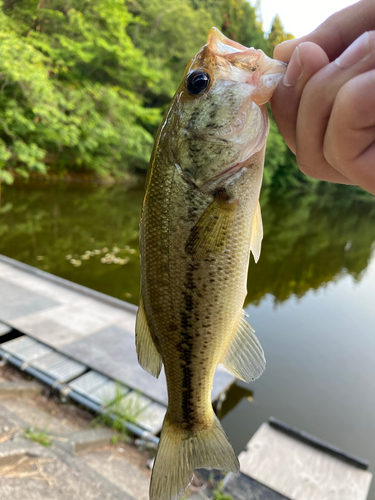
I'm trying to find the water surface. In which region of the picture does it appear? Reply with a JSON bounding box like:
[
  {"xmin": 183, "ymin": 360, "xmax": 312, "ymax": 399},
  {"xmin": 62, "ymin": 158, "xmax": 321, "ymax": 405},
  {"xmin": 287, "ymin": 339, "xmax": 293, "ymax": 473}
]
[{"xmin": 1, "ymin": 181, "xmax": 375, "ymax": 497}]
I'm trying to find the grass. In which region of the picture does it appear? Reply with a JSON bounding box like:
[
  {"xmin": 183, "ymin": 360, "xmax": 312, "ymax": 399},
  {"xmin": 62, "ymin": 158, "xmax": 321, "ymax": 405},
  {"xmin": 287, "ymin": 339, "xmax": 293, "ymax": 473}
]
[
  {"xmin": 92, "ymin": 383, "xmax": 143, "ymax": 442},
  {"xmin": 212, "ymin": 479, "xmax": 233, "ymax": 500},
  {"xmin": 213, "ymin": 492, "xmax": 233, "ymax": 500},
  {"xmin": 24, "ymin": 428, "xmax": 52, "ymax": 447}
]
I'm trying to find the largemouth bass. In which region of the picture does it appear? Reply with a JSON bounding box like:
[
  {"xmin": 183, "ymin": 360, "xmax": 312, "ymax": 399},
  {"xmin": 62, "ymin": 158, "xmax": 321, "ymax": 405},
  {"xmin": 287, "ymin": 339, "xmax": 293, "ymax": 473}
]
[{"xmin": 136, "ymin": 28, "xmax": 286, "ymax": 500}]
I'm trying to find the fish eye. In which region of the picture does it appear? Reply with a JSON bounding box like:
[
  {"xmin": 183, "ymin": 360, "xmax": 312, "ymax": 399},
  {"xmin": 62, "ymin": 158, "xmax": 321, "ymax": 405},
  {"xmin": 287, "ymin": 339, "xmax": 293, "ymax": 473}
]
[{"xmin": 186, "ymin": 70, "xmax": 210, "ymax": 96}]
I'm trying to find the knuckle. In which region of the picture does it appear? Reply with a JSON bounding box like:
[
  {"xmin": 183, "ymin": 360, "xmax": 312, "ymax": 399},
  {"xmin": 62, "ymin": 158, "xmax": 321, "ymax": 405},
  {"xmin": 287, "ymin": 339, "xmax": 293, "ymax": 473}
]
[
  {"xmin": 296, "ymin": 153, "xmax": 320, "ymax": 178},
  {"xmin": 323, "ymin": 143, "xmax": 340, "ymax": 169}
]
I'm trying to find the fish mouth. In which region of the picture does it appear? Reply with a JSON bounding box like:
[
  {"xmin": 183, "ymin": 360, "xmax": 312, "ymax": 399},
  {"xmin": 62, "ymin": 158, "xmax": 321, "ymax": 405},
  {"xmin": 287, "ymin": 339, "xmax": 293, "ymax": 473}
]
[{"xmin": 207, "ymin": 27, "xmax": 286, "ymax": 106}]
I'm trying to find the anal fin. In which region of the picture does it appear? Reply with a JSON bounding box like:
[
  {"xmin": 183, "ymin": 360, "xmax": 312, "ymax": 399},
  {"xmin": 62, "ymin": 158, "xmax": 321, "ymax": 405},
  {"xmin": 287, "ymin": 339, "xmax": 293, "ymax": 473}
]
[
  {"xmin": 222, "ymin": 312, "xmax": 265, "ymax": 382},
  {"xmin": 135, "ymin": 297, "xmax": 162, "ymax": 378}
]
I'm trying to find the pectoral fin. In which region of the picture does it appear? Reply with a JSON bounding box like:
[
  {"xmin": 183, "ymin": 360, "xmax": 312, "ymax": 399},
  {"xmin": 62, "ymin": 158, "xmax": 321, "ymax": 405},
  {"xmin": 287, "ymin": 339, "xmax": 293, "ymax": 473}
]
[
  {"xmin": 185, "ymin": 197, "xmax": 237, "ymax": 259},
  {"xmin": 135, "ymin": 297, "xmax": 162, "ymax": 378},
  {"xmin": 250, "ymin": 201, "xmax": 263, "ymax": 263},
  {"xmin": 222, "ymin": 312, "xmax": 265, "ymax": 382}
]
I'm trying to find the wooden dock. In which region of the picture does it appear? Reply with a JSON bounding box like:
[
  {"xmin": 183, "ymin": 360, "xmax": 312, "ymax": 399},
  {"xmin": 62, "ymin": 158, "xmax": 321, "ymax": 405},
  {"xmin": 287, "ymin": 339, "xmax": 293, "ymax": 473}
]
[
  {"xmin": 223, "ymin": 419, "xmax": 373, "ymax": 500},
  {"xmin": 0, "ymin": 254, "xmax": 235, "ymax": 435}
]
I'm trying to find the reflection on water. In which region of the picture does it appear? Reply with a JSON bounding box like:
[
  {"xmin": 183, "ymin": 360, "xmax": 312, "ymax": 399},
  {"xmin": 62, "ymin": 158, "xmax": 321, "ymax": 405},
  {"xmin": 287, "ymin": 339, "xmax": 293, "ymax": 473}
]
[
  {"xmin": 1, "ymin": 182, "xmax": 374, "ymax": 308},
  {"xmin": 246, "ymin": 187, "xmax": 375, "ymax": 306},
  {"xmin": 0, "ymin": 182, "xmax": 143, "ymax": 302},
  {"xmin": 1, "ymin": 181, "xmax": 375, "ymax": 497}
]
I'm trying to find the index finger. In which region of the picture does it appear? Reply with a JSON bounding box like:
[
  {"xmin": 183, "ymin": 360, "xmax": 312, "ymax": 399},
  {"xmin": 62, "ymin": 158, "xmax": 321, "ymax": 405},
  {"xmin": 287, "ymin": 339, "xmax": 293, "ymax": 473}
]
[{"xmin": 274, "ymin": 0, "xmax": 375, "ymax": 62}]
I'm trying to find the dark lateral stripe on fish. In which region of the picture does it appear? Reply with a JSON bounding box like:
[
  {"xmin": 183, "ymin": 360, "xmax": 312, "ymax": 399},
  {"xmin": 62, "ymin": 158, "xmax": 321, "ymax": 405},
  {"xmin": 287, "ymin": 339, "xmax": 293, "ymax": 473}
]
[{"xmin": 180, "ymin": 261, "xmax": 199, "ymax": 429}]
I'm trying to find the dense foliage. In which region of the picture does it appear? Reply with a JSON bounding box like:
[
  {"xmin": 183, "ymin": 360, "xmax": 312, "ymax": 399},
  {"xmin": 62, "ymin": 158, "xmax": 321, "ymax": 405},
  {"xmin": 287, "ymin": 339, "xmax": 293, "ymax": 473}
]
[{"xmin": 0, "ymin": 0, "xmax": 299, "ymax": 186}]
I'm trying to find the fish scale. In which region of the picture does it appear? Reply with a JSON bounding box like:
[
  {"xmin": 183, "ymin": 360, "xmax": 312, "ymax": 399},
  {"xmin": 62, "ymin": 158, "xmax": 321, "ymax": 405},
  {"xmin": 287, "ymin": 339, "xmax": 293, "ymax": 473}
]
[{"xmin": 136, "ymin": 27, "xmax": 286, "ymax": 500}]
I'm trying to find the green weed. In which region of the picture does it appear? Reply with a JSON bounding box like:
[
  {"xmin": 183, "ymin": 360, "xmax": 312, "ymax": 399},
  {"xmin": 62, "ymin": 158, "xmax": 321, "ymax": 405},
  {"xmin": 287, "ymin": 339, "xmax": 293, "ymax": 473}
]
[
  {"xmin": 93, "ymin": 383, "xmax": 143, "ymax": 441},
  {"xmin": 213, "ymin": 491, "xmax": 233, "ymax": 500},
  {"xmin": 24, "ymin": 428, "xmax": 52, "ymax": 447}
]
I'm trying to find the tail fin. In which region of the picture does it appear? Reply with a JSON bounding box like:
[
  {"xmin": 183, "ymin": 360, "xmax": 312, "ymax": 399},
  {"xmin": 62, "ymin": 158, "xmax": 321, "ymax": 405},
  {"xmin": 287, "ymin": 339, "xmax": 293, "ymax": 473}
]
[{"xmin": 150, "ymin": 414, "xmax": 239, "ymax": 500}]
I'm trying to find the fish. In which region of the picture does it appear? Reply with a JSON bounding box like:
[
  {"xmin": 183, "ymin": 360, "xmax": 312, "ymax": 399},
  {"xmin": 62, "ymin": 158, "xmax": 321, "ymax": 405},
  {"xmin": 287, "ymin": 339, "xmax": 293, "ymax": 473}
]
[{"xmin": 135, "ymin": 28, "xmax": 286, "ymax": 500}]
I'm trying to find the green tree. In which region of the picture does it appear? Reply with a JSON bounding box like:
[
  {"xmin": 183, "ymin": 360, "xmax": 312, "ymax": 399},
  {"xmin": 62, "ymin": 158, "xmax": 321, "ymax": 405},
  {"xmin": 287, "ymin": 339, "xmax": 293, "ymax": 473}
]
[
  {"xmin": 127, "ymin": 0, "xmax": 214, "ymax": 99},
  {"xmin": 268, "ymin": 14, "xmax": 294, "ymax": 51},
  {"xmin": 0, "ymin": 0, "xmax": 161, "ymax": 183}
]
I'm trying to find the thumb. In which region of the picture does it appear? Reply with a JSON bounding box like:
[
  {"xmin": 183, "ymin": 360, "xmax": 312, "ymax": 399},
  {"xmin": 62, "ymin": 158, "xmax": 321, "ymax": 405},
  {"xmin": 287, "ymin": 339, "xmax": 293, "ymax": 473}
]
[{"xmin": 270, "ymin": 42, "xmax": 329, "ymax": 153}]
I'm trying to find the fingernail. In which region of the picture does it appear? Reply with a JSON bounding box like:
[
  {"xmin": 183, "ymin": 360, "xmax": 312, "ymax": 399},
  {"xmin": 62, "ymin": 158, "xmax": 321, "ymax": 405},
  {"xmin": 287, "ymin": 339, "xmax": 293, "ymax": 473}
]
[
  {"xmin": 283, "ymin": 47, "xmax": 302, "ymax": 86},
  {"xmin": 336, "ymin": 32, "xmax": 370, "ymax": 68}
]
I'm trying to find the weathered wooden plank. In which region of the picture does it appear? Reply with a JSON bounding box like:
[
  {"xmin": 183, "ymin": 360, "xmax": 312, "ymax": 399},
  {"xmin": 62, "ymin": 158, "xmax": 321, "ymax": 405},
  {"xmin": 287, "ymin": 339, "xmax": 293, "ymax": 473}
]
[{"xmin": 239, "ymin": 423, "xmax": 372, "ymax": 500}]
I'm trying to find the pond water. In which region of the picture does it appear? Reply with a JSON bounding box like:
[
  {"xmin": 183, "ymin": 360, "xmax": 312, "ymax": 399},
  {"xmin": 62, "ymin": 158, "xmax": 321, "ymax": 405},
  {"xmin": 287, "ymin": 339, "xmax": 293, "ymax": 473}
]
[{"xmin": 1, "ymin": 181, "xmax": 375, "ymax": 497}]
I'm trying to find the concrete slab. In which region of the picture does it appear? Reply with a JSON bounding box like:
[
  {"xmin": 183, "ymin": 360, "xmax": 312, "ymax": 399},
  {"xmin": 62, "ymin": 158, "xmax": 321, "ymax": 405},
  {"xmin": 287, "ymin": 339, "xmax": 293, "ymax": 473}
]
[
  {"xmin": 60, "ymin": 326, "xmax": 169, "ymax": 405},
  {"xmin": 0, "ymin": 263, "xmax": 84, "ymax": 305},
  {"xmin": 0, "ymin": 278, "xmax": 59, "ymax": 321},
  {"xmin": 30, "ymin": 351, "xmax": 86, "ymax": 383},
  {"xmin": 0, "ymin": 322, "xmax": 11, "ymax": 336},
  {"xmin": 75, "ymin": 298, "xmax": 135, "ymax": 326},
  {"xmin": 136, "ymin": 402, "xmax": 166, "ymax": 434},
  {"xmin": 0, "ymin": 382, "xmax": 42, "ymax": 397},
  {"xmin": 0, "ymin": 442, "xmax": 132, "ymax": 500},
  {"xmin": 10, "ymin": 315, "xmax": 84, "ymax": 348},
  {"xmin": 0, "ymin": 255, "xmax": 137, "ymax": 316},
  {"xmin": 114, "ymin": 315, "xmax": 136, "ymax": 336},
  {"xmin": 91, "ymin": 380, "xmax": 130, "ymax": 406},
  {"xmin": 0, "ymin": 261, "xmax": 13, "ymax": 276},
  {"xmin": 239, "ymin": 423, "xmax": 373, "ymax": 500},
  {"xmin": 82, "ymin": 448, "xmax": 150, "ymax": 500},
  {"xmin": 0, "ymin": 437, "xmax": 54, "ymax": 466},
  {"xmin": 0, "ymin": 398, "xmax": 79, "ymax": 435},
  {"xmin": 68, "ymin": 371, "xmax": 110, "ymax": 399},
  {"xmin": 0, "ymin": 403, "xmax": 28, "ymax": 434},
  {"xmin": 118, "ymin": 391, "xmax": 151, "ymax": 416},
  {"xmin": 223, "ymin": 472, "xmax": 291, "ymax": 500},
  {"xmin": 36, "ymin": 302, "xmax": 112, "ymax": 336},
  {"xmin": 1, "ymin": 336, "xmax": 53, "ymax": 362},
  {"xmin": 53, "ymin": 428, "xmax": 115, "ymax": 454}
]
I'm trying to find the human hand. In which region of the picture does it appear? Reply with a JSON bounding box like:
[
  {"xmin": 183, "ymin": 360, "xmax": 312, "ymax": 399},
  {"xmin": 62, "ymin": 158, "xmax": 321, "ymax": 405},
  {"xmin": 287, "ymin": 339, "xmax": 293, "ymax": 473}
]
[{"xmin": 270, "ymin": 0, "xmax": 375, "ymax": 195}]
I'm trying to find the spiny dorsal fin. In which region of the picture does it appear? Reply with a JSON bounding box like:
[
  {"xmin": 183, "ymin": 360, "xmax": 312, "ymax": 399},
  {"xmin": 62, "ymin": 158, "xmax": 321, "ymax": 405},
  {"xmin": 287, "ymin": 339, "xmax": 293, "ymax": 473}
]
[
  {"xmin": 250, "ymin": 200, "xmax": 263, "ymax": 263},
  {"xmin": 185, "ymin": 195, "xmax": 237, "ymax": 259},
  {"xmin": 221, "ymin": 311, "xmax": 265, "ymax": 382},
  {"xmin": 135, "ymin": 297, "xmax": 162, "ymax": 378}
]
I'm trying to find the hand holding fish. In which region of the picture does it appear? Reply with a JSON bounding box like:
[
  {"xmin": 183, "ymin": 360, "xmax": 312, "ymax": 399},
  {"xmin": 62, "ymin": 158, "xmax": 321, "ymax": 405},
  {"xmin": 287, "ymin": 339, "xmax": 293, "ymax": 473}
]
[{"xmin": 270, "ymin": 0, "xmax": 375, "ymax": 195}]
